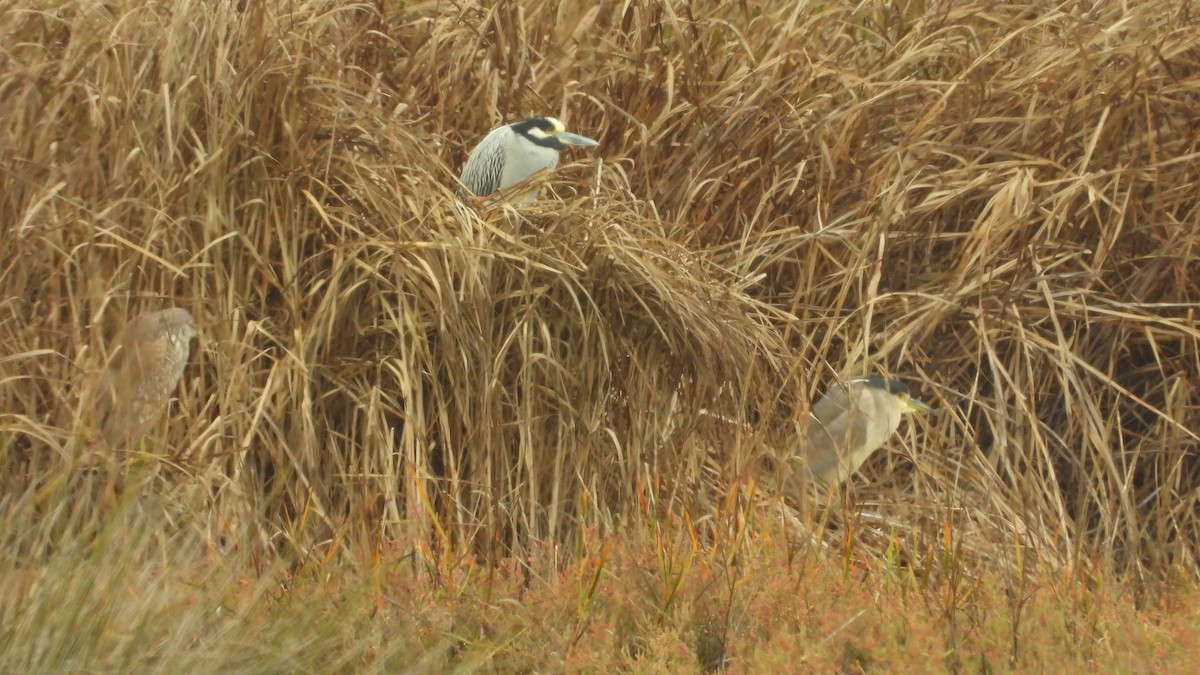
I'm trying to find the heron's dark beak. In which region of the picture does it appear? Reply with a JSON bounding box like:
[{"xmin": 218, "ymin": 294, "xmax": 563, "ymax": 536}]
[
  {"xmin": 904, "ymin": 395, "xmax": 934, "ymax": 414},
  {"xmin": 556, "ymin": 131, "xmax": 599, "ymax": 147}
]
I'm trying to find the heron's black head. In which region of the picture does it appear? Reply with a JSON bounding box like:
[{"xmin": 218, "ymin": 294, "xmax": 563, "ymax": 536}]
[
  {"xmin": 853, "ymin": 375, "xmax": 932, "ymax": 413},
  {"xmin": 511, "ymin": 117, "xmax": 569, "ymax": 149},
  {"xmin": 510, "ymin": 117, "xmax": 600, "ymax": 150},
  {"xmin": 858, "ymin": 374, "xmax": 909, "ymax": 396}
]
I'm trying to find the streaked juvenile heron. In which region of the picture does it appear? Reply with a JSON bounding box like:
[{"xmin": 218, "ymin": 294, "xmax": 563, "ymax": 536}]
[
  {"xmin": 458, "ymin": 116, "xmax": 599, "ymax": 204},
  {"xmin": 799, "ymin": 375, "xmax": 932, "ymax": 486},
  {"xmin": 96, "ymin": 307, "xmax": 199, "ymax": 446}
]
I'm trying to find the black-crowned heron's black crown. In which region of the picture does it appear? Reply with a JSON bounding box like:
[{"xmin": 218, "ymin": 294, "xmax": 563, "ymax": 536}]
[{"xmin": 854, "ymin": 374, "xmax": 910, "ymax": 397}]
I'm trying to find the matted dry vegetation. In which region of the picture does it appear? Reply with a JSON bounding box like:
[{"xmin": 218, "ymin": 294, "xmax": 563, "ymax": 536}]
[{"xmin": 2, "ymin": 0, "xmax": 1199, "ymax": 670}]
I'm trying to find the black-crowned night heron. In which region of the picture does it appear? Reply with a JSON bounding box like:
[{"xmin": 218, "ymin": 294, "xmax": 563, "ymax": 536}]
[
  {"xmin": 799, "ymin": 375, "xmax": 932, "ymax": 486},
  {"xmin": 458, "ymin": 116, "xmax": 599, "ymax": 204},
  {"xmin": 96, "ymin": 307, "xmax": 198, "ymax": 445}
]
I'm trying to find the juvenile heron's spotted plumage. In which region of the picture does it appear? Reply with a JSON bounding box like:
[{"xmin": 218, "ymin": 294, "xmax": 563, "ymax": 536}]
[
  {"xmin": 800, "ymin": 375, "xmax": 932, "ymax": 485},
  {"xmin": 459, "ymin": 116, "xmax": 599, "ymax": 204},
  {"xmin": 97, "ymin": 307, "xmax": 198, "ymax": 445}
]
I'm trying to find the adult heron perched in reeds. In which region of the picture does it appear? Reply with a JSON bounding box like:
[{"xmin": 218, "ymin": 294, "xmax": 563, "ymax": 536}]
[
  {"xmin": 799, "ymin": 375, "xmax": 933, "ymax": 486},
  {"xmin": 458, "ymin": 116, "xmax": 599, "ymax": 204}
]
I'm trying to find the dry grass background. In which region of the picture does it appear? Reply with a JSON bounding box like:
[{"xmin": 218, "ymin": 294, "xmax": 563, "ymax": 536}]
[{"xmin": 2, "ymin": 0, "xmax": 1200, "ymax": 670}]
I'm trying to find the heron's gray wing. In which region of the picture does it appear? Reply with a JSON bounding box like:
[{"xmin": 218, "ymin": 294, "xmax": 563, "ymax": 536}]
[
  {"xmin": 801, "ymin": 384, "xmax": 869, "ymax": 484},
  {"xmin": 459, "ymin": 127, "xmax": 510, "ymax": 197}
]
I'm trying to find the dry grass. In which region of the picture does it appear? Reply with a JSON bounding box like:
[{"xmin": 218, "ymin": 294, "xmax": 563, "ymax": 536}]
[{"xmin": 2, "ymin": 0, "xmax": 1199, "ymax": 669}]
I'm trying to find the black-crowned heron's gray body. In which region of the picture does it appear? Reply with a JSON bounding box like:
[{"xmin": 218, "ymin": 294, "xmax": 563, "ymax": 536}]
[
  {"xmin": 459, "ymin": 116, "xmax": 598, "ymax": 204},
  {"xmin": 801, "ymin": 375, "xmax": 932, "ymax": 486},
  {"xmin": 97, "ymin": 307, "xmax": 198, "ymax": 445}
]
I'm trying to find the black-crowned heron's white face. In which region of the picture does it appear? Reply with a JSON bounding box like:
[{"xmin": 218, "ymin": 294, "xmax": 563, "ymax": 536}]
[
  {"xmin": 97, "ymin": 307, "xmax": 199, "ymax": 445},
  {"xmin": 800, "ymin": 374, "xmax": 932, "ymax": 486},
  {"xmin": 458, "ymin": 116, "xmax": 599, "ymax": 204}
]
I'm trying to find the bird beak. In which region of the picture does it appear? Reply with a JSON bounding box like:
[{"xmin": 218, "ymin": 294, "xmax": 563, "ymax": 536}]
[
  {"xmin": 556, "ymin": 131, "xmax": 599, "ymax": 147},
  {"xmin": 904, "ymin": 396, "xmax": 934, "ymax": 414}
]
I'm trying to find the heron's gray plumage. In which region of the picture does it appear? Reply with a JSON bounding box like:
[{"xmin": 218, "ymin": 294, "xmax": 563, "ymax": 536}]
[
  {"xmin": 97, "ymin": 307, "xmax": 199, "ymax": 445},
  {"xmin": 800, "ymin": 375, "xmax": 931, "ymax": 485},
  {"xmin": 459, "ymin": 117, "xmax": 598, "ymax": 204}
]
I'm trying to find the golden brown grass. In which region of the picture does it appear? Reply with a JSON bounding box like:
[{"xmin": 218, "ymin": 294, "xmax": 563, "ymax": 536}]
[{"xmin": 2, "ymin": 0, "xmax": 1199, "ymax": 670}]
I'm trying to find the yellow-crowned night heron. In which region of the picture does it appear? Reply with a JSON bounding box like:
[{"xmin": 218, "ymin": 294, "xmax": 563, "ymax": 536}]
[
  {"xmin": 96, "ymin": 307, "xmax": 198, "ymax": 445},
  {"xmin": 458, "ymin": 116, "xmax": 599, "ymax": 204},
  {"xmin": 800, "ymin": 374, "xmax": 932, "ymax": 486}
]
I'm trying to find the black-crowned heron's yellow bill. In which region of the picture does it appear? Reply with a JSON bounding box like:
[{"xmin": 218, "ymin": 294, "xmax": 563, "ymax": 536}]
[
  {"xmin": 458, "ymin": 116, "xmax": 599, "ymax": 204},
  {"xmin": 799, "ymin": 375, "xmax": 932, "ymax": 486}
]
